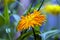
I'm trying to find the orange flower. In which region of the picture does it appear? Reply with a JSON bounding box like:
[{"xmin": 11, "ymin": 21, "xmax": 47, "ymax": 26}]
[{"xmin": 17, "ymin": 10, "xmax": 46, "ymax": 31}]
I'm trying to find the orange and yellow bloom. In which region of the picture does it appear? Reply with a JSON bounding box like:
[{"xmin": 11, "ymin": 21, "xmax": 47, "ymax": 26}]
[{"xmin": 17, "ymin": 10, "xmax": 46, "ymax": 31}]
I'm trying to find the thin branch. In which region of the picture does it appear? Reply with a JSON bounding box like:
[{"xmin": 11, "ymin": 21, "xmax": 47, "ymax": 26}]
[
  {"xmin": 38, "ymin": 0, "xmax": 44, "ymax": 11},
  {"xmin": 32, "ymin": 28, "xmax": 36, "ymax": 40}
]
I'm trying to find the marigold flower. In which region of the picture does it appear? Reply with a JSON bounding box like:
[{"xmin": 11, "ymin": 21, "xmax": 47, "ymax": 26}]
[
  {"xmin": 44, "ymin": 4, "xmax": 60, "ymax": 15},
  {"xmin": 17, "ymin": 10, "xmax": 46, "ymax": 31}
]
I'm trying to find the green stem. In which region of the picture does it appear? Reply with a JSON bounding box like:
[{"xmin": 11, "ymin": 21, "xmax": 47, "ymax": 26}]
[
  {"xmin": 8, "ymin": 33, "xmax": 12, "ymax": 40},
  {"xmin": 24, "ymin": 0, "xmax": 34, "ymax": 15},
  {"xmin": 38, "ymin": 0, "xmax": 44, "ymax": 11},
  {"xmin": 27, "ymin": 0, "xmax": 34, "ymax": 12},
  {"xmin": 32, "ymin": 28, "xmax": 36, "ymax": 40}
]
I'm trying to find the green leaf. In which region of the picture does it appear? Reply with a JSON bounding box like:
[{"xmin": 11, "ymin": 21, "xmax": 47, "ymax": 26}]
[
  {"xmin": 4, "ymin": 0, "xmax": 15, "ymax": 6},
  {"xmin": 40, "ymin": 30, "xmax": 59, "ymax": 40},
  {"xmin": 24, "ymin": 4, "xmax": 33, "ymax": 16},
  {"xmin": 36, "ymin": 34, "xmax": 42, "ymax": 40},
  {"xmin": 17, "ymin": 30, "xmax": 40, "ymax": 40},
  {"xmin": 54, "ymin": 35, "xmax": 59, "ymax": 40},
  {"xmin": 0, "ymin": 38, "xmax": 7, "ymax": 40},
  {"xmin": 30, "ymin": 3, "xmax": 41, "ymax": 12},
  {"xmin": 34, "ymin": 25, "xmax": 40, "ymax": 32},
  {"xmin": 24, "ymin": 0, "xmax": 34, "ymax": 16},
  {"xmin": 17, "ymin": 31, "xmax": 33, "ymax": 40},
  {"xmin": 0, "ymin": 15, "xmax": 5, "ymax": 26},
  {"xmin": 37, "ymin": 0, "xmax": 41, "ymax": 3},
  {"xmin": 3, "ymin": 5, "xmax": 10, "ymax": 25}
]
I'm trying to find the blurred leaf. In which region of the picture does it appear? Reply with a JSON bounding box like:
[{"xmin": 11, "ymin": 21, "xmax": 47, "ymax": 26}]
[
  {"xmin": 40, "ymin": 30, "xmax": 60, "ymax": 40},
  {"xmin": 30, "ymin": 0, "xmax": 45, "ymax": 12},
  {"xmin": 17, "ymin": 25, "xmax": 40, "ymax": 40},
  {"xmin": 54, "ymin": 35, "xmax": 59, "ymax": 40},
  {"xmin": 0, "ymin": 38, "xmax": 7, "ymax": 40},
  {"xmin": 44, "ymin": 0, "xmax": 50, "ymax": 3},
  {"xmin": 3, "ymin": 4, "xmax": 10, "ymax": 25},
  {"xmin": 17, "ymin": 30, "xmax": 40, "ymax": 40},
  {"xmin": 30, "ymin": 3, "xmax": 41, "ymax": 13},
  {"xmin": 34, "ymin": 25, "xmax": 40, "ymax": 32},
  {"xmin": 36, "ymin": 34, "xmax": 42, "ymax": 40},
  {"xmin": 24, "ymin": 0, "xmax": 42, "ymax": 15},
  {"xmin": 33, "ymin": 25, "xmax": 41, "ymax": 40},
  {"xmin": 37, "ymin": 0, "xmax": 41, "ymax": 3},
  {"xmin": 24, "ymin": 0, "xmax": 34, "ymax": 16},
  {"xmin": 0, "ymin": 15, "xmax": 5, "ymax": 26},
  {"xmin": 17, "ymin": 31, "xmax": 33, "ymax": 40},
  {"xmin": 4, "ymin": 0, "xmax": 15, "ymax": 6},
  {"xmin": 24, "ymin": 4, "xmax": 33, "ymax": 16}
]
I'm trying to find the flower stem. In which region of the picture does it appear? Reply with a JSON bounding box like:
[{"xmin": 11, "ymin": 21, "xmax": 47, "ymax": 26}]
[
  {"xmin": 8, "ymin": 33, "xmax": 12, "ymax": 40},
  {"xmin": 38, "ymin": 0, "xmax": 44, "ymax": 11},
  {"xmin": 32, "ymin": 28, "xmax": 36, "ymax": 40}
]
